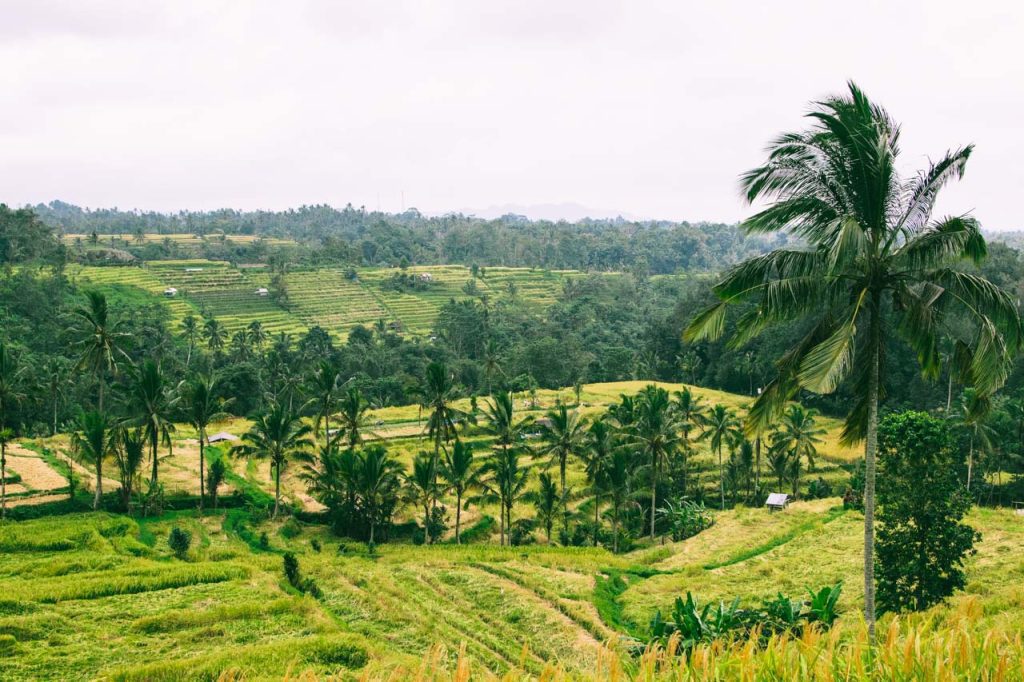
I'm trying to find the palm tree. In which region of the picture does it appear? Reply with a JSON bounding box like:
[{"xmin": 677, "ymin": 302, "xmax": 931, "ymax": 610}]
[
  {"xmin": 630, "ymin": 385, "xmax": 682, "ymax": 540},
  {"xmin": 701, "ymin": 404, "xmax": 741, "ymax": 511},
  {"xmin": 406, "ymin": 452, "xmax": 440, "ymax": 543},
  {"xmin": 354, "ymin": 444, "xmax": 404, "ymax": 543},
  {"xmin": 112, "ymin": 427, "xmax": 146, "ymax": 509},
  {"xmin": 334, "ymin": 387, "xmax": 375, "ymax": 451},
  {"xmin": 71, "ymin": 410, "xmax": 114, "ymax": 510},
  {"xmin": 482, "ymin": 339, "xmax": 504, "ymax": 396},
  {"xmin": 42, "ymin": 357, "xmax": 70, "ymax": 436},
  {"xmin": 237, "ymin": 404, "xmax": 314, "ymax": 518},
  {"xmin": 308, "ymin": 361, "xmax": 344, "ymax": 451},
  {"xmin": 441, "ymin": 439, "xmax": 477, "ymax": 544},
  {"xmin": 207, "ymin": 458, "xmax": 227, "ymax": 510},
  {"xmin": 0, "ymin": 343, "xmax": 26, "ymax": 519},
  {"xmin": 125, "ymin": 360, "xmax": 179, "ymax": 487},
  {"xmin": 685, "ymin": 83, "xmax": 1021, "ymax": 635},
  {"xmin": 607, "ymin": 449, "xmax": 636, "ymax": 553},
  {"xmin": 480, "ymin": 447, "xmax": 530, "ymax": 546},
  {"xmin": 419, "ymin": 362, "xmax": 465, "ymax": 471},
  {"xmin": 203, "ymin": 318, "xmax": 227, "ymax": 355},
  {"xmin": 482, "ymin": 391, "xmax": 529, "ymax": 453},
  {"xmin": 672, "ymin": 388, "xmax": 708, "ymax": 496},
  {"xmin": 181, "ymin": 315, "xmax": 200, "ymax": 366},
  {"xmin": 532, "ymin": 471, "xmax": 559, "ymax": 542},
  {"xmin": 247, "ymin": 320, "xmax": 268, "ymax": 353},
  {"xmin": 183, "ymin": 373, "xmax": 231, "ymax": 510},
  {"xmin": 953, "ymin": 388, "xmax": 995, "ymax": 494},
  {"xmin": 583, "ymin": 418, "xmax": 614, "ymax": 546},
  {"xmin": 72, "ymin": 291, "xmax": 129, "ymax": 413},
  {"xmin": 770, "ymin": 405, "xmax": 826, "ymax": 497},
  {"xmin": 538, "ymin": 404, "xmax": 587, "ymax": 534}
]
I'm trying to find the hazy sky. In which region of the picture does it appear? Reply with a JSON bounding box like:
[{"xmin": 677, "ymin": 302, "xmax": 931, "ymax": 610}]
[{"xmin": 2, "ymin": 1, "xmax": 1022, "ymax": 227}]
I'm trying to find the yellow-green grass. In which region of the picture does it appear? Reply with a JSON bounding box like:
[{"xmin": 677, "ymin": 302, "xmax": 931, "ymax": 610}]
[{"xmin": 2, "ymin": 501, "xmax": 1023, "ymax": 679}]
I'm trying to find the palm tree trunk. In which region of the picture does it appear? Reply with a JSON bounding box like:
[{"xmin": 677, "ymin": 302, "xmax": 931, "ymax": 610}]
[
  {"xmin": 151, "ymin": 437, "xmax": 159, "ymax": 487},
  {"xmin": 718, "ymin": 445, "xmax": 725, "ymax": 511},
  {"xmin": 650, "ymin": 455, "xmax": 657, "ymax": 541},
  {"xmin": 560, "ymin": 457, "xmax": 568, "ymax": 534},
  {"xmin": 946, "ymin": 371, "xmax": 953, "ymax": 413},
  {"xmin": 1, "ymin": 444, "xmax": 7, "ymax": 520},
  {"xmin": 593, "ymin": 492, "xmax": 599, "ymax": 546},
  {"xmin": 967, "ymin": 436, "xmax": 974, "ymax": 492},
  {"xmin": 755, "ymin": 437, "xmax": 762, "ymax": 501},
  {"xmin": 273, "ymin": 463, "xmax": 281, "ymax": 519},
  {"xmin": 455, "ymin": 490, "xmax": 462, "ymax": 544},
  {"xmin": 613, "ymin": 503, "xmax": 619, "ymax": 553},
  {"xmin": 198, "ymin": 429, "xmax": 205, "ymax": 512},
  {"xmin": 863, "ymin": 325, "xmax": 881, "ymax": 642},
  {"xmin": 52, "ymin": 393, "xmax": 59, "ymax": 436},
  {"xmin": 94, "ymin": 456, "xmax": 103, "ymax": 510}
]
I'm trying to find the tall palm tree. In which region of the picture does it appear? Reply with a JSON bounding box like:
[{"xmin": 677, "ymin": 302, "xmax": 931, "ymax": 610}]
[
  {"xmin": 354, "ymin": 444, "xmax": 404, "ymax": 544},
  {"xmin": 247, "ymin": 320, "xmax": 269, "ymax": 353},
  {"xmin": 480, "ymin": 447, "xmax": 530, "ymax": 546},
  {"xmin": 71, "ymin": 410, "xmax": 114, "ymax": 510},
  {"xmin": 953, "ymin": 388, "xmax": 995, "ymax": 493},
  {"xmin": 482, "ymin": 391, "xmax": 529, "ymax": 453},
  {"xmin": 441, "ymin": 439, "xmax": 477, "ymax": 544},
  {"xmin": 685, "ymin": 82, "xmax": 1021, "ymax": 635},
  {"xmin": 701, "ymin": 404, "xmax": 741, "ymax": 510},
  {"xmin": 203, "ymin": 318, "xmax": 227, "ymax": 355},
  {"xmin": 42, "ymin": 357, "xmax": 70, "ymax": 436},
  {"xmin": 770, "ymin": 405, "xmax": 826, "ymax": 497},
  {"xmin": 672, "ymin": 388, "xmax": 708, "ymax": 496},
  {"xmin": 181, "ymin": 315, "xmax": 200, "ymax": 366},
  {"xmin": 0, "ymin": 342, "xmax": 26, "ymax": 519},
  {"xmin": 538, "ymin": 404, "xmax": 587, "ymax": 534},
  {"xmin": 603, "ymin": 448, "xmax": 633, "ymax": 553},
  {"xmin": 482, "ymin": 339, "xmax": 504, "ymax": 396},
  {"xmin": 113, "ymin": 427, "xmax": 146, "ymax": 509},
  {"xmin": 72, "ymin": 291, "xmax": 129, "ymax": 413},
  {"xmin": 630, "ymin": 385, "xmax": 682, "ymax": 540},
  {"xmin": 237, "ymin": 404, "xmax": 314, "ymax": 518},
  {"xmin": 532, "ymin": 471, "xmax": 559, "ymax": 542},
  {"xmin": 125, "ymin": 360, "xmax": 179, "ymax": 487},
  {"xmin": 583, "ymin": 418, "xmax": 614, "ymax": 546},
  {"xmin": 419, "ymin": 362, "xmax": 465, "ymax": 471},
  {"xmin": 308, "ymin": 361, "xmax": 344, "ymax": 451},
  {"xmin": 183, "ymin": 373, "xmax": 231, "ymax": 510},
  {"xmin": 406, "ymin": 452, "xmax": 440, "ymax": 543},
  {"xmin": 334, "ymin": 387, "xmax": 376, "ymax": 451}
]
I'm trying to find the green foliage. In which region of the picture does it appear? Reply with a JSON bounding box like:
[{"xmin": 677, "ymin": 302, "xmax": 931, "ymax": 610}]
[
  {"xmin": 167, "ymin": 527, "xmax": 191, "ymax": 559},
  {"xmin": 876, "ymin": 411, "xmax": 979, "ymax": 613}
]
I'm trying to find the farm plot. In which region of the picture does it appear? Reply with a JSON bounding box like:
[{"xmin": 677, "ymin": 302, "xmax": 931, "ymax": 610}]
[
  {"xmin": 68, "ymin": 265, "xmax": 199, "ymax": 328},
  {"xmin": 476, "ymin": 267, "xmax": 578, "ymax": 306},
  {"xmin": 257, "ymin": 268, "xmax": 389, "ymax": 340},
  {"xmin": 357, "ymin": 265, "xmax": 482, "ymax": 334},
  {"xmin": 148, "ymin": 261, "xmax": 307, "ymax": 337}
]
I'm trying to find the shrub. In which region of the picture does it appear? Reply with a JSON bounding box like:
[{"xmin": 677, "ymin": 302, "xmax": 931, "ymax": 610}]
[
  {"xmin": 310, "ymin": 538, "xmax": 321, "ymax": 552},
  {"xmin": 258, "ymin": 532, "xmax": 270, "ymax": 550},
  {"xmin": 282, "ymin": 552, "xmax": 322, "ymax": 599},
  {"xmin": 876, "ymin": 411, "xmax": 979, "ymax": 613},
  {"xmin": 167, "ymin": 527, "xmax": 191, "ymax": 559},
  {"xmin": 279, "ymin": 518, "xmax": 302, "ymax": 539},
  {"xmin": 509, "ymin": 519, "xmax": 536, "ymax": 546}
]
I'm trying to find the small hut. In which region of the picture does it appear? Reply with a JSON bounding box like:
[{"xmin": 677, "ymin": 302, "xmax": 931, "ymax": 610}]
[
  {"xmin": 255, "ymin": 287, "xmax": 269, "ymax": 297},
  {"xmin": 765, "ymin": 493, "xmax": 790, "ymax": 512},
  {"xmin": 208, "ymin": 432, "xmax": 240, "ymax": 444},
  {"xmin": 163, "ymin": 287, "xmax": 178, "ymax": 297}
]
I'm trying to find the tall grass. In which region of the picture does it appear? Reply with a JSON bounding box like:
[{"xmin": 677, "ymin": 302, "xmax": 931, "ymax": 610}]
[{"xmin": 395, "ymin": 612, "xmax": 1024, "ymax": 681}]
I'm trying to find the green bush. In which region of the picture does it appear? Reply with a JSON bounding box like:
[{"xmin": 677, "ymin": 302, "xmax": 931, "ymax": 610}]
[
  {"xmin": 279, "ymin": 518, "xmax": 302, "ymax": 539},
  {"xmin": 168, "ymin": 527, "xmax": 192, "ymax": 559}
]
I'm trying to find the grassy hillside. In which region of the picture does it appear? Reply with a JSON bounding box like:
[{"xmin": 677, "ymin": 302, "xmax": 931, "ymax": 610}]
[
  {"xmin": 6, "ymin": 381, "xmax": 1018, "ymax": 679},
  {"xmin": 65, "ymin": 261, "xmax": 599, "ymax": 340},
  {"xmin": 1, "ymin": 502, "xmax": 1022, "ymax": 679}
]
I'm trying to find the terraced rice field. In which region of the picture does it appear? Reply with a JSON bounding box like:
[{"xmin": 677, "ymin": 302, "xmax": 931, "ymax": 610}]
[
  {"xmin": 2, "ymin": 500, "xmax": 1022, "ymax": 679},
  {"xmin": 146, "ymin": 261, "xmax": 307, "ymax": 337},
  {"xmin": 68, "ymin": 265, "xmax": 200, "ymax": 328},
  {"xmin": 252, "ymin": 268, "xmax": 388, "ymax": 340},
  {"xmin": 62, "ymin": 233, "xmax": 295, "ymax": 247}
]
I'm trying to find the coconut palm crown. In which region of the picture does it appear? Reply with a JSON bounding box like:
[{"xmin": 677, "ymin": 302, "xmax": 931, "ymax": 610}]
[{"xmin": 686, "ymin": 82, "xmax": 1021, "ymax": 636}]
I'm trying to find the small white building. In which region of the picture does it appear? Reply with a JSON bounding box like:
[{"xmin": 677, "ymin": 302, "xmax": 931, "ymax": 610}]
[
  {"xmin": 255, "ymin": 287, "xmax": 269, "ymax": 296},
  {"xmin": 418, "ymin": 272, "xmax": 434, "ymax": 282},
  {"xmin": 208, "ymin": 432, "xmax": 239, "ymax": 444},
  {"xmin": 765, "ymin": 493, "xmax": 790, "ymax": 512},
  {"xmin": 163, "ymin": 287, "xmax": 178, "ymax": 297}
]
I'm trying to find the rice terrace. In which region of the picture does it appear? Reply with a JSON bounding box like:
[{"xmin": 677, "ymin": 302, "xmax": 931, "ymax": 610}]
[{"xmin": 5, "ymin": 3, "xmax": 1024, "ymax": 680}]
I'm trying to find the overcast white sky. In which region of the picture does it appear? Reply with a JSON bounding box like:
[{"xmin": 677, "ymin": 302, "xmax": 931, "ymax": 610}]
[{"xmin": 2, "ymin": 0, "xmax": 1022, "ymax": 227}]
